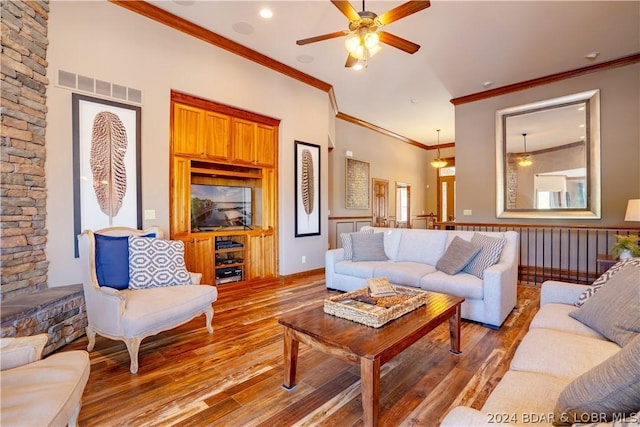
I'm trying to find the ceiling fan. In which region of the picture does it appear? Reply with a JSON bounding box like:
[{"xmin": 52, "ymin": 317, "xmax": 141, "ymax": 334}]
[{"xmin": 296, "ymin": 0, "xmax": 430, "ymax": 68}]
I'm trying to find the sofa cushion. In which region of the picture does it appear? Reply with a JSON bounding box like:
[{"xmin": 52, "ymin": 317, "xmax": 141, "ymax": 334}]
[
  {"xmin": 575, "ymin": 257, "xmax": 640, "ymax": 307},
  {"xmin": 436, "ymin": 236, "xmax": 481, "ymax": 275},
  {"xmin": 128, "ymin": 236, "xmax": 192, "ymax": 289},
  {"xmin": 510, "ymin": 328, "xmax": 620, "ymax": 378},
  {"xmin": 569, "ymin": 262, "xmax": 640, "ymax": 347},
  {"xmin": 396, "ymin": 230, "xmax": 448, "ymax": 266},
  {"xmin": 554, "ymin": 334, "xmax": 640, "ymax": 426},
  {"xmin": 529, "ymin": 304, "xmax": 606, "ymax": 340},
  {"xmin": 420, "ymin": 271, "xmax": 484, "ymax": 300},
  {"xmin": 340, "ymin": 229, "xmax": 374, "ymax": 260},
  {"xmin": 481, "ymin": 370, "xmax": 571, "ymax": 424},
  {"xmin": 373, "ymin": 262, "xmax": 436, "ymax": 287},
  {"xmin": 335, "ymin": 260, "xmax": 389, "ymax": 279},
  {"xmin": 463, "ymin": 233, "xmax": 507, "ymax": 279},
  {"xmin": 351, "ymin": 232, "xmax": 388, "ymax": 262},
  {"xmin": 121, "ymin": 284, "xmax": 218, "ymax": 336}
]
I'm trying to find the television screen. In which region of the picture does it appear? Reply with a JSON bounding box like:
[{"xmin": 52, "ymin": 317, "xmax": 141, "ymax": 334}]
[{"xmin": 191, "ymin": 184, "xmax": 252, "ymax": 230}]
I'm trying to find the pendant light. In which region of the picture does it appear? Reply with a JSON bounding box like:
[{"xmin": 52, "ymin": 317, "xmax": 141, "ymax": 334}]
[
  {"xmin": 518, "ymin": 133, "xmax": 533, "ymax": 167},
  {"xmin": 430, "ymin": 129, "xmax": 447, "ymax": 168}
]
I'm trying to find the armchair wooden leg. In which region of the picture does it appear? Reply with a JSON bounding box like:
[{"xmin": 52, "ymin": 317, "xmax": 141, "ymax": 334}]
[
  {"xmin": 124, "ymin": 337, "xmax": 141, "ymax": 374},
  {"xmin": 205, "ymin": 307, "xmax": 214, "ymax": 334},
  {"xmin": 86, "ymin": 326, "xmax": 96, "ymax": 352}
]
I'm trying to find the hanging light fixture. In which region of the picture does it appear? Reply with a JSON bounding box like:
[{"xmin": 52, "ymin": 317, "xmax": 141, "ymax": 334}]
[
  {"xmin": 518, "ymin": 133, "xmax": 533, "ymax": 167},
  {"xmin": 430, "ymin": 129, "xmax": 447, "ymax": 168},
  {"xmin": 344, "ymin": 25, "xmax": 382, "ymax": 69}
]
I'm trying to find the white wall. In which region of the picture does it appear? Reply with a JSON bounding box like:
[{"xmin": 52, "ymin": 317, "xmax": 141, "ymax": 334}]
[
  {"xmin": 45, "ymin": 1, "xmax": 330, "ymax": 286},
  {"xmin": 455, "ymin": 64, "xmax": 640, "ymax": 226}
]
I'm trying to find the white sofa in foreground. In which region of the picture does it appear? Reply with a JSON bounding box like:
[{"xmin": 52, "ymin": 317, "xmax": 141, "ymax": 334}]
[
  {"xmin": 441, "ymin": 258, "xmax": 640, "ymax": 426},
  {"xmin": 325, "ymin": 227, "xmax": 519, "ymax": 328}
]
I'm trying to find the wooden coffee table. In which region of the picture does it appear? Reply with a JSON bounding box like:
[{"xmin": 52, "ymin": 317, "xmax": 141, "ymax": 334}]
[{"xmin": 278, "ymin": 291, "xmax": 464, "ymax": 427}]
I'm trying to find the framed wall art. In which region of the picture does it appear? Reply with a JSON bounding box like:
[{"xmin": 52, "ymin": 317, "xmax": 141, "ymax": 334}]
[
  {"xmin": 346, "ymin": 158, "xmax": 370, "ymax": 209},
  {"xmin": 294, "ymin": 140, "xmax": 320, "ymax": 237},
  {"xmin": 72, "ymin": 94, "xmax": 142, "ymax": 256}
]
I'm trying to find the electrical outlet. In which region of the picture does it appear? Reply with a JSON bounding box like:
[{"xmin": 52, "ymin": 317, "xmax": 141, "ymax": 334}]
[
  {"xmin": 301, "ymin": 256, "xmax": 306, "ymax": 263},
  {"xmin": 144, "ymin": 209, "xmax": 156, "ymax": 220},
  {"xmin": 463, "ymin": 209, "xmax": 473, "ymax": 216}
]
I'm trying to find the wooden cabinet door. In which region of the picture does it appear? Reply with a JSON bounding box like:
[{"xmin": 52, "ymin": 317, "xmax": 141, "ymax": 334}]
[
  {"xmin": 247, "ymin": 231, "xmax": 275, "ymax": 280},
  {"xmin": 173, "ymin": 103, "xmax": 203, "ymax": 157},
  {"xmin": 254, "ymin": 124, "xmax": 276, "ymax": 167},
  {"xmin": 230, "ymin": 118, "xmax": 255, "ymax": 164},
  {"xmin": 202, "ymin": 111, "xmax": 230, "ymax": 160},
  {"xmin": 171, "ymin": 157, "xmax": 191, "ymax": 235},
  {"xmin": 184, "ymin": 236, "xmax": 214, "ymax": 285}
]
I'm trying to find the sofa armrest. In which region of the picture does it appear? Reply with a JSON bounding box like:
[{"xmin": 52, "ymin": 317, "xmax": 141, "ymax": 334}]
[
  {"xmin": 481, "ymin": 260, "xmax": 519, "ymax": 328},
  {"xmin": 0, "ymin": 334, "xmax": 49, "ymax": 370},
  {"xmin": 440, "ymin": 407, "xmax": 497, "ymax": 426},
  {"xmin": 540, "ymin": 280, "xmax": 588, "ymax": 306},
  {"xmin": 325, "ymin": 248, "xmax": 345, "ymax": 288}
]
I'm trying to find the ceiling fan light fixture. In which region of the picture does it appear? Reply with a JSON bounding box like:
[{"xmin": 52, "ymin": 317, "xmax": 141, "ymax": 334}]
[
  {"xmin": 364, "ymin": 31, "xmax": 379, "ymax": 49},
  {"xmin": 344, "ymin": 34, "xmax": 361, "ymax": 54}
]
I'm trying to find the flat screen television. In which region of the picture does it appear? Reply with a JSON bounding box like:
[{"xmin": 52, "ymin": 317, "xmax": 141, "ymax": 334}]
[{"xmin": 191, "ymin": 184, "xmax": 252, "ymax": 230}]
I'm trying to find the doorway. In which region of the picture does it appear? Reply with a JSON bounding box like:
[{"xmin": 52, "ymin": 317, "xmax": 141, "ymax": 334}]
[
  {"xmin": 372, "ymin": 178, "xmax": 389, "ymax": 227},
  {"xmin": 436, "ymin": 160, "xmax": 456, "ymax": 222},
  {"xmin": 396, "ymin": 182, "xmax": 411, "ymax": 228}
]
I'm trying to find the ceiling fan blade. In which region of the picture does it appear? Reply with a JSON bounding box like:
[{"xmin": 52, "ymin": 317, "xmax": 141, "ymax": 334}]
[
  {"xmin": 378, "ymin": 31, "xmax": 421, "ymax": 54},
  {"xmin": 331, "ymin": 0, "xmax": 360, "ymax": 21},
  {"xmin": 377, "ymin": 1, "xmax": 430, "ymax": 25},
  {"xmin": 296, "ymin": 30, "xmax": 348, "ymax": 46},
  {"xmin": 345, "ymin": 54, "xmax": 358, "ymax": 68}
]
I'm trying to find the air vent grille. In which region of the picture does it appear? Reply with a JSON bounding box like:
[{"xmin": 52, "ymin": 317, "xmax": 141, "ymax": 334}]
[{"xmin": 56, "ymin": 69, "xmax": 143, "ymax": 105}]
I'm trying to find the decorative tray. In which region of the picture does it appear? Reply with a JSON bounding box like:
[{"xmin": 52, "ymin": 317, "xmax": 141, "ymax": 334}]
[{"xmin": 324, "ymin": 284, "xmax": 429, "ymax": 328}]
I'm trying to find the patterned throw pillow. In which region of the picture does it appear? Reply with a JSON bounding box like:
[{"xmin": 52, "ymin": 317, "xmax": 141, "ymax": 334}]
[
  {"xmin": 128, "ymin": 236, "xmax": 192, "ymax": 289},
  {"xmin": 436, "ymin": 236, "xmax": 482, "ymax": 275},
  {"xmin": 554, "ymin": 334, "xmax": 640, "ymax": 426},
  {"xmin": 340, "ymin": 229, "xmax": 374, "ymax": 260},
  {"xmin": 462, "ymin": 233, "xmax": 507, "ymax": 279},
  {"xmin": 575, "ymin": 257, "xmax": 640, "ymax": 307}
]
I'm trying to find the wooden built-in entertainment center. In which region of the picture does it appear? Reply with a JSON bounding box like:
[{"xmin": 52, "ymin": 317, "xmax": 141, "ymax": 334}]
[{"xmin": 169, "ymin": 91, "xmax": 279, "ymax": 285}]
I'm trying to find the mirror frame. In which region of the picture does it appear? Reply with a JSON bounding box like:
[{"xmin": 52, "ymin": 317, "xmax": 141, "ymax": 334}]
[{"xmin": 496, "ymin": 89, "xmax": 601, "ymax": 219}]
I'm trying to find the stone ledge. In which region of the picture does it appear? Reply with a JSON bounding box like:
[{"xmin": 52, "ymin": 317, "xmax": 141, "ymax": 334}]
[
  {"xmin": 1, "ymin": 284, "xmax": 87, "ymax": 355},
  {"xmin": 1, "ymin": 284, "xmax": 83, "ymax": 323}
]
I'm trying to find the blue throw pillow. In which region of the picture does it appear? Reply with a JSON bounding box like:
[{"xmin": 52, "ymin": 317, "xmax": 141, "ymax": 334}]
[{"xmin": 94, "ymin": 233, "xmax": 155, "ymax": 289}]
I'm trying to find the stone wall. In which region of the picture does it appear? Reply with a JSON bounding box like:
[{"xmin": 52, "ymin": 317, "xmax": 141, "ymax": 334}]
[{"xmin": 0, "ymin": 0, "xmax": 50, "ymax": 300}]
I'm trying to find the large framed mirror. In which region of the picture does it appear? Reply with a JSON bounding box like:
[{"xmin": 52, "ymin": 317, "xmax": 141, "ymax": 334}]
[{"xmin": 496, "ymin": 89, "xmax": 601, "ymax": 219}]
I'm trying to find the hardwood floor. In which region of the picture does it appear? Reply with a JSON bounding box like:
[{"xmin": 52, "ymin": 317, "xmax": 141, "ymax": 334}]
[{"xmin": 61, "ymin": 272, "xmax": 541, "ymax": 426}]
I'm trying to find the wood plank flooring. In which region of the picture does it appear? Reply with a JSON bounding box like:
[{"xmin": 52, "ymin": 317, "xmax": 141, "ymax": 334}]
[{"xmin": 61, "ymin": 272, "xmax": 541, "ymax": 426}]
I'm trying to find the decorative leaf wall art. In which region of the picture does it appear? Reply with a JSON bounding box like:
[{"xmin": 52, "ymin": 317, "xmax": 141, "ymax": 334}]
[
  {"xmin": 300, "ymin": 148, "xmax": 314, "ymax": 216},
  {"xmin": 295, "ymin": 141, "xmax": 320, "ymax": 237},
  {"xmin": 72, "ymin": 94, "xmax": 142, "ymax": 257},
  {"xmin": 90, "ymin": 111, "xmax": 128, "ymax": 221}
]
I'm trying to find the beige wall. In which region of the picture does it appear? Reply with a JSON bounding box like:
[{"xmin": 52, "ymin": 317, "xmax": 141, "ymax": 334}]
[
  {"xmin": 328, "ymin": 119, "xmax": 453, "ymax": 246},
  {"xmin": 455, "ymin": 64, "xmax": 640, "ymax": 225},
  {"xmin": 45, "ymin": 1, "xmax": 330, "ymax": 285}
]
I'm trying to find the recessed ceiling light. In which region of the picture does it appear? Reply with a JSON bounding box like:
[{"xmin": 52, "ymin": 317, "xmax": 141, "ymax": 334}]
[
  {"xmin": 259, "ymin": 8, "xmax": 273, "ymax": 19},
  {"xmin": 173, "ymin": 0, "xmax": 195, "ymax": 5},
  {"xmin": 584, "ymin": 51, "xmax": 599, "ymax": 60},
  {"xmin": 410, "ymin": 99, "xmax": 418, "ymax": 104},
  {"xmin": 232, "ymin": 22, "xmax": 254, "ymax": 35},
  {"xmin": 482, "ymin": 81, "xmax": 493, "ymax": 88},
  {"xmin": 296, "ymin": 54, "xmax": 314, "ymax": 64}
]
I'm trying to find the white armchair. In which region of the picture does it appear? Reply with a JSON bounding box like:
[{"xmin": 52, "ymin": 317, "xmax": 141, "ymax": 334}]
[
  {"xmin": 78, "ymin": 226, "xmax": 218, "ymax": 374},
  {"xmin": 0, "ymin": 334, "xmax": 90, "ymax": 427}
]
